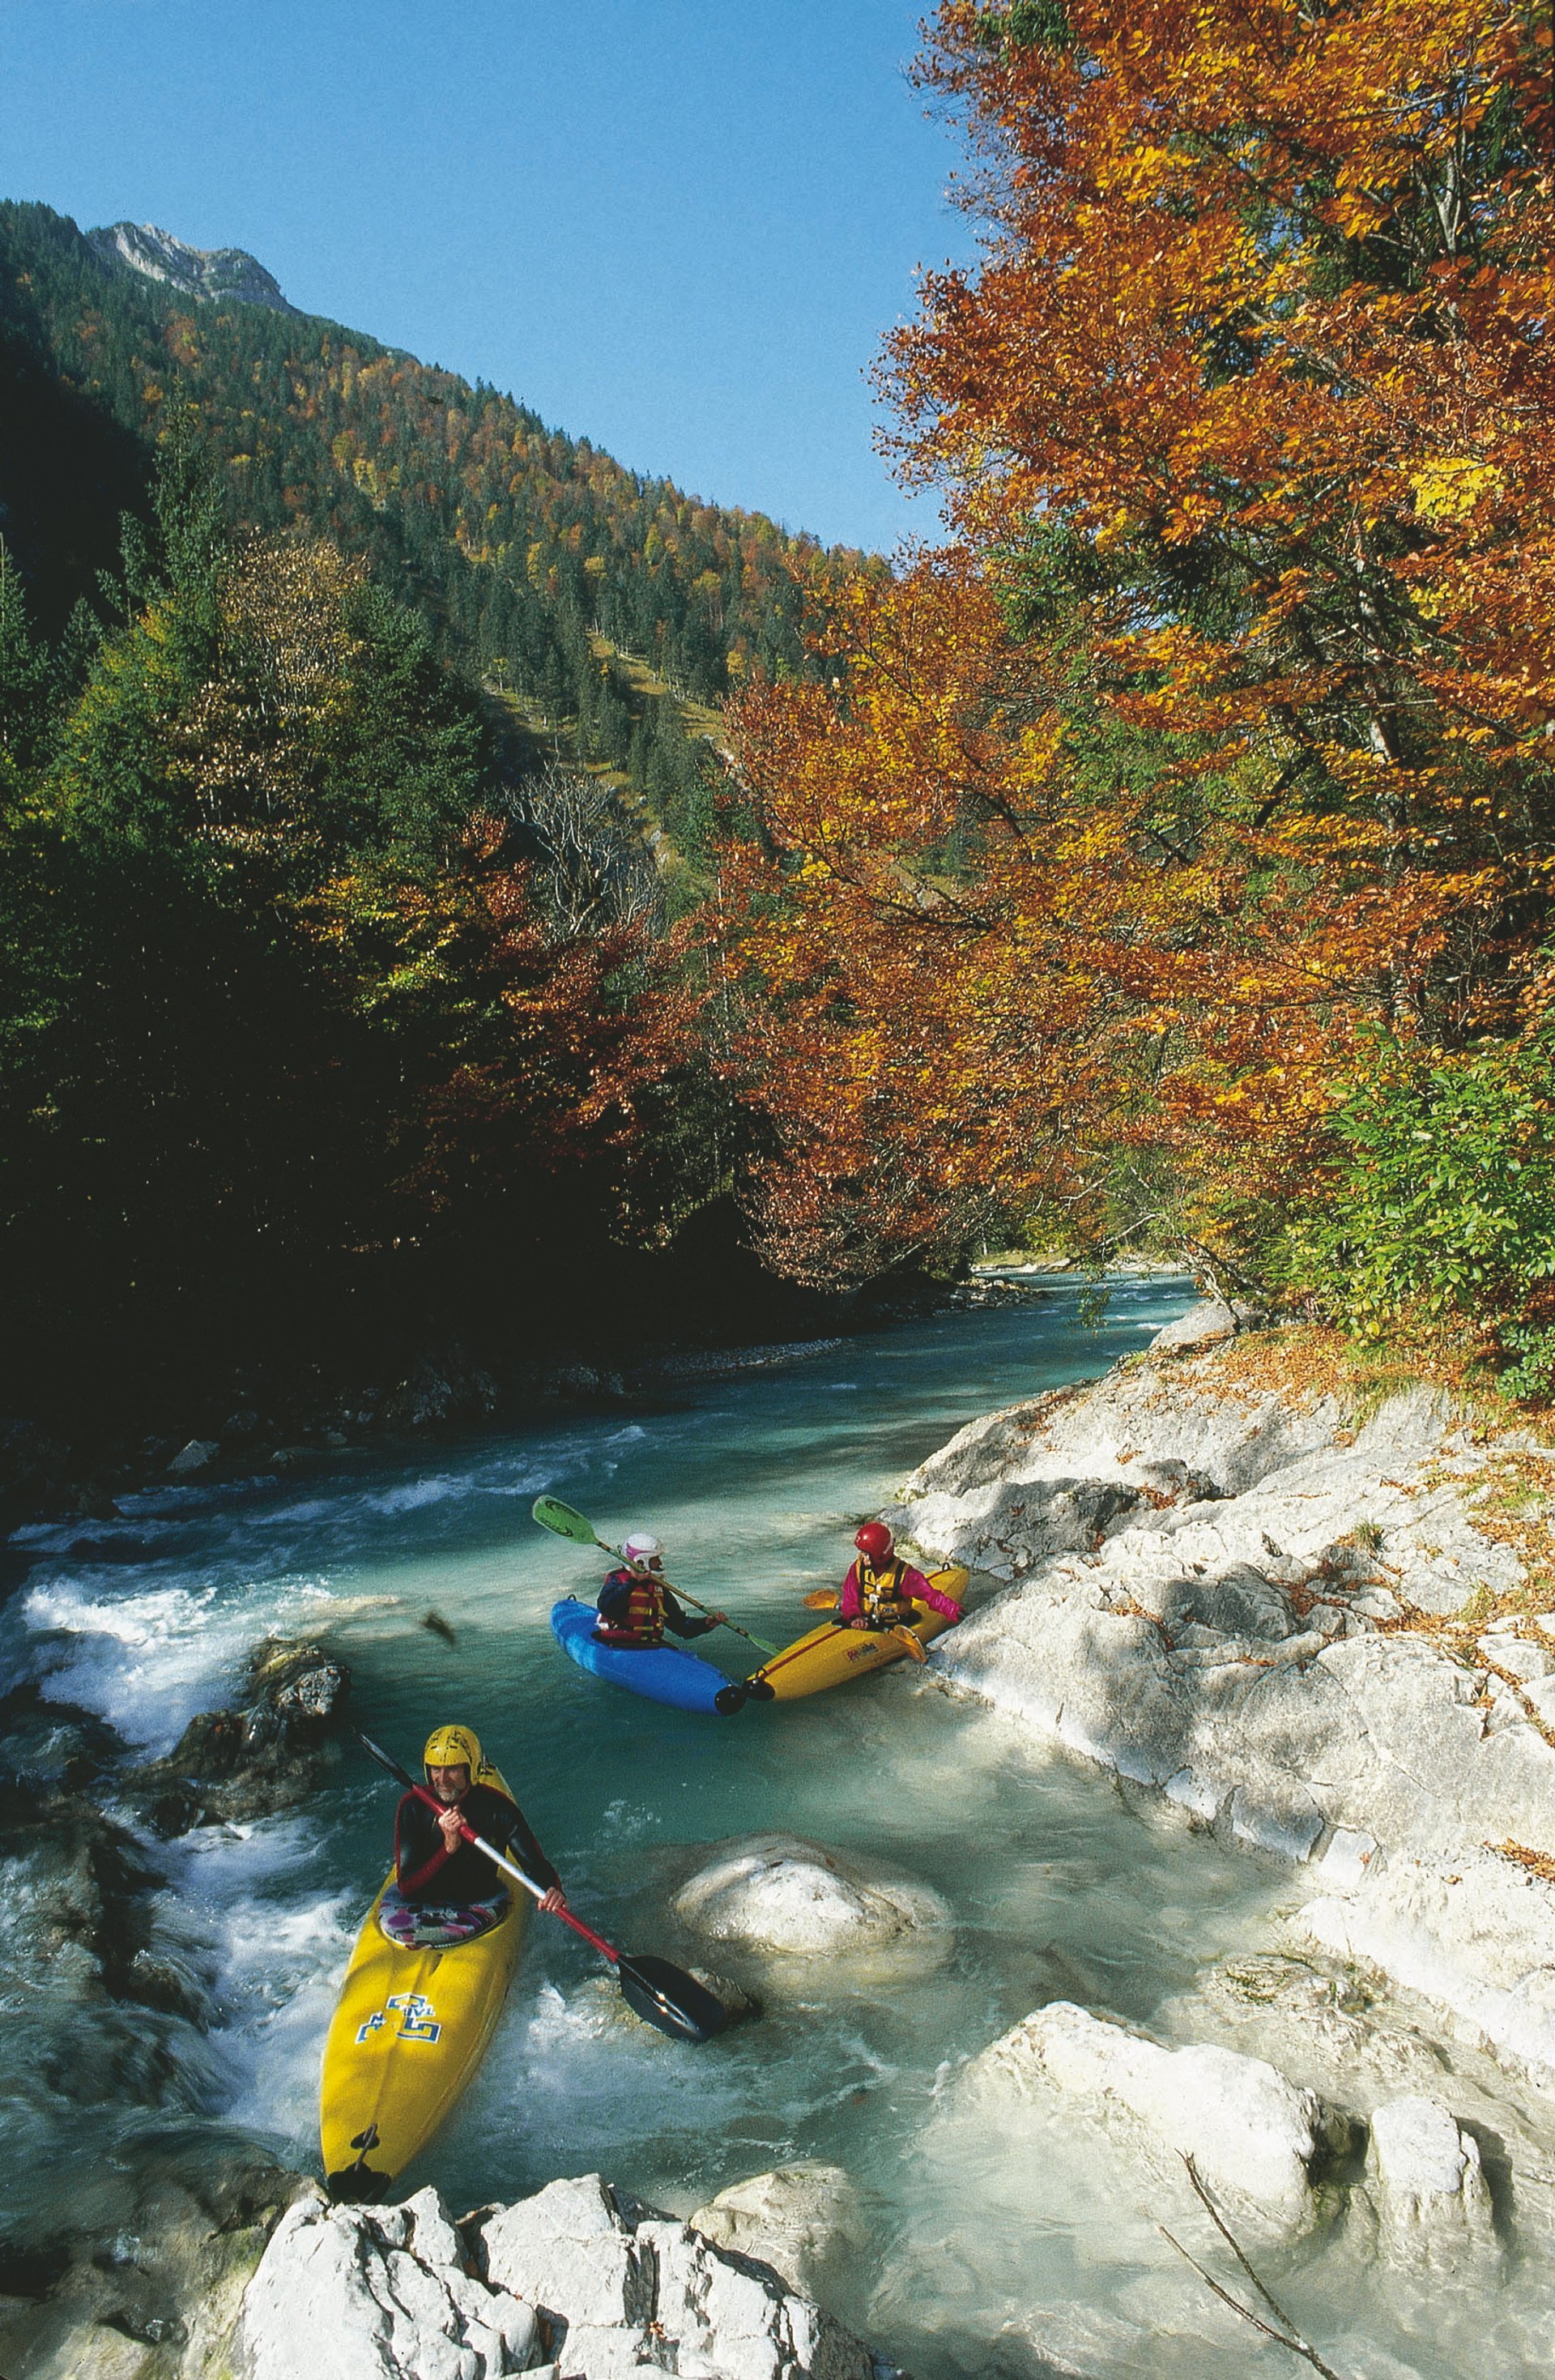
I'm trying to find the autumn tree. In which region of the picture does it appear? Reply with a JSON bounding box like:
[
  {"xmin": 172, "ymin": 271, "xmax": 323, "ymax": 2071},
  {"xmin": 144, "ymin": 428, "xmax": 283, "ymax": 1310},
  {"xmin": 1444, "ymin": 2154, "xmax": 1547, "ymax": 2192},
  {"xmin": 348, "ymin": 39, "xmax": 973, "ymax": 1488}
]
[{"xmin": 726, "ymin": 0, "xmax": 1555, "ymax": 1291}]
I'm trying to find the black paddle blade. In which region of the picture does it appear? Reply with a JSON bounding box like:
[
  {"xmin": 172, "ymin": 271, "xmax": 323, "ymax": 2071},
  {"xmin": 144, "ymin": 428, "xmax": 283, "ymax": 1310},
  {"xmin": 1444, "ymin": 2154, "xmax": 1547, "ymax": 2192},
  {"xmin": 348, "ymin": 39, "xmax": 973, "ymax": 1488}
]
[{"xmin": 617, "ymin": 1953, "xmax": 730, "ymax": 2043}]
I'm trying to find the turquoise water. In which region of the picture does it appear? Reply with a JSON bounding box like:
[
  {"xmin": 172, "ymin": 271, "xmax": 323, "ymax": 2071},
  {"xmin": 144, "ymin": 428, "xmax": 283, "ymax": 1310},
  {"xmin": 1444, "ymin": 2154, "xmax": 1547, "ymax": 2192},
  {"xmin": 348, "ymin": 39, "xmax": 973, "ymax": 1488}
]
[{"xmin": 12, "ymin": 1280, "xmax": 1524, "ymax": 2377}]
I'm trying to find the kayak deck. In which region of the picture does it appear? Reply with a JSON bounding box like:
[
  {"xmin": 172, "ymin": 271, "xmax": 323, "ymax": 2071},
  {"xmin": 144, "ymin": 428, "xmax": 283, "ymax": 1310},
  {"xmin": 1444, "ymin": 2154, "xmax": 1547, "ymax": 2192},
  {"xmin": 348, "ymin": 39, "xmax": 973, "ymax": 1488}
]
[
  {"xmin": 745, "ymin": 1567, "xmax": 969, "ymax": 1702},
  {"xmin": 321, "ymin": 1770, "xmax": 528, "ymax": 2200},
  {"xmin": 551, "ymin": 1597, "xmax": 747, "ymax": 1714}
]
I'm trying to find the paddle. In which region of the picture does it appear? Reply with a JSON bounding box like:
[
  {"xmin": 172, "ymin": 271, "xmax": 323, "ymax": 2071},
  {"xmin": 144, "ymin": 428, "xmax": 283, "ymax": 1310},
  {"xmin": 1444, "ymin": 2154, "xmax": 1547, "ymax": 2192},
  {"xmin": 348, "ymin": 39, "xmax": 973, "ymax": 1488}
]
[
  {"xmin": 355, "ymin": 1731, "xmax": 729, "ymax": 2045},
  {"xmin": 801, "ymin": 1585, "xmax": 928, "ymax": 1662},
  {"xmin": 531, "ymin": 1495, "xmax": 783, "ymax": 1658}
]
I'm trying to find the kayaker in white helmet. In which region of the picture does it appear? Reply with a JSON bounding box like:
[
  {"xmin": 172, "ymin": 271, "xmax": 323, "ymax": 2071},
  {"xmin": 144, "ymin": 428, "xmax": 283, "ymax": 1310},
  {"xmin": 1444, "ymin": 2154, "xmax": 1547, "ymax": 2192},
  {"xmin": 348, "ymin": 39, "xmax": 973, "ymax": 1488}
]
[
  {"xmin": 594, "ymin": 1530, "xmax": 727, "ymax": 1651},
  {"xmin": 380, "ymin": 1721, "xmax": 568, "ymax": 1949}
]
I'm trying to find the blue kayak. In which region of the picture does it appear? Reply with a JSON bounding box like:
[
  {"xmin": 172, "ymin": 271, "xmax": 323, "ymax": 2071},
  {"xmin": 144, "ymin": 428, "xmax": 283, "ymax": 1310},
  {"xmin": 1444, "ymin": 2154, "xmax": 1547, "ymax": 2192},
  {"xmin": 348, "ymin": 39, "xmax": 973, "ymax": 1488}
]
[{"xmin": 550, "ymin": 1598, "xmax": 747, "ymax": 1715}]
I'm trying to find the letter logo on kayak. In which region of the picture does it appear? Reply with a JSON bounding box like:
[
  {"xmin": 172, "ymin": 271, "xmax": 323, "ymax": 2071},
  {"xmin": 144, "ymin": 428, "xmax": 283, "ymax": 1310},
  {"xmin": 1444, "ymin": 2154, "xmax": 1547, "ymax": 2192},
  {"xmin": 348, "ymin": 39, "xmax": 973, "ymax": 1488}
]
[{"xmin": 356, "ymin": 1991, "xmax": 443, "ymax": 2045}]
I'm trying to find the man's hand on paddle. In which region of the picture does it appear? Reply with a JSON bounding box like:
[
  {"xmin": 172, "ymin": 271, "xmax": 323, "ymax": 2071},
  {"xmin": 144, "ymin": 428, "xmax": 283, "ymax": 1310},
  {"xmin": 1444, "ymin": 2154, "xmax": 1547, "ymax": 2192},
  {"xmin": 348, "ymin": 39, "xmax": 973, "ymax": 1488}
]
[{"xmin": 539, "ymin": 1885, "xmax": 568, "ymax": 1914}]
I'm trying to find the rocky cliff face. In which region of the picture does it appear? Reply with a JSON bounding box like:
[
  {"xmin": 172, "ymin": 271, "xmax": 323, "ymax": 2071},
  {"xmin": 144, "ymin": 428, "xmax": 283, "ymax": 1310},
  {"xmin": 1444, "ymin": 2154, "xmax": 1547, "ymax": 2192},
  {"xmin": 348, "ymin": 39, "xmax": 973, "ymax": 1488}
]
[
  {"xmin": 87, "ymin": 220, "xmax": 299, "ymax": 313},
  {"xmin": 893, "ymin": 1310, "xmax": 1555, "ymax": 2079}
]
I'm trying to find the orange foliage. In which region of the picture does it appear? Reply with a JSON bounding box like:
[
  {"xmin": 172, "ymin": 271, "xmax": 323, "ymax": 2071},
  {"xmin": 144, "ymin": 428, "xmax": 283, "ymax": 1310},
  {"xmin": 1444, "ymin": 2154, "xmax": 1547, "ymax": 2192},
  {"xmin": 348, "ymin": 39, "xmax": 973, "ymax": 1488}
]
[{"xmin": 726, "ymin": 0, "xmax": 1555, "ymax": 1283}]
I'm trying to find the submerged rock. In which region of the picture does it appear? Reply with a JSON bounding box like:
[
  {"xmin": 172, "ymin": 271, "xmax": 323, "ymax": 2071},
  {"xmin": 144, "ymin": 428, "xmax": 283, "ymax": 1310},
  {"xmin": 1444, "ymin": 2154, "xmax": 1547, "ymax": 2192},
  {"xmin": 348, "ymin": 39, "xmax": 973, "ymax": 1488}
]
[
  {"xmin": 1366, "ymin": 2096, "xmax": 1498, "ymax": 2271},
  {"xmin": 671, "ymin": 1832, "xmax": 949, "ymax": 1979},
  {"xmin": 689, "ymin": 2162, "xmax": 869, "ymax": 2303},
  {"xmin": 0, "ymin": 2141, "xmax": 300, "ymax": 2380},
  {"xmin": 956, "ymin": 2001, "xmax": 1353, "ymax": 2241},
  {"xmin": 242, "ymin": 2173, "xmax": 897, "ymax": 2380}
]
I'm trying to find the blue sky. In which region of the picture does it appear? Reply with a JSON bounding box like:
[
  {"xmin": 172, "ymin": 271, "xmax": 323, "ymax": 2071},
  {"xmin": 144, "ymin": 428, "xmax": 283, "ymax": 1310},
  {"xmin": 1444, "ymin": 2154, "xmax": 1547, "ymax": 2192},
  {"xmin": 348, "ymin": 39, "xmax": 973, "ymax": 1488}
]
[{"xmin": 1, "ymin": 1, "xmax": 978, "ymax": 553}]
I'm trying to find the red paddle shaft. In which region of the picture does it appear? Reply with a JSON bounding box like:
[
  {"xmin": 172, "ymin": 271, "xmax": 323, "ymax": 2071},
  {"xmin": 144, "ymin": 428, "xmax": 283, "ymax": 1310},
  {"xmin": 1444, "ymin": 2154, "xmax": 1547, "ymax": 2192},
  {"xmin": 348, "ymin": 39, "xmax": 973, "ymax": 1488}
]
[{"xmin": 408, "ymin": 1781, "xmax": 621, "ymax": 1965}]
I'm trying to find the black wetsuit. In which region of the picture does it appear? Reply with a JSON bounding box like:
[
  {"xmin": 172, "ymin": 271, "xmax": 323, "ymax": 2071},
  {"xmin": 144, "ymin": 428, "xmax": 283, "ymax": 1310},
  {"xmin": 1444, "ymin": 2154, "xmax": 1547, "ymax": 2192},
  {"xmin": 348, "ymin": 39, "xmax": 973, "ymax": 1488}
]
[{"xmin": 394, "ymin": 1781, "xmax": 559, "ymax": 1905}]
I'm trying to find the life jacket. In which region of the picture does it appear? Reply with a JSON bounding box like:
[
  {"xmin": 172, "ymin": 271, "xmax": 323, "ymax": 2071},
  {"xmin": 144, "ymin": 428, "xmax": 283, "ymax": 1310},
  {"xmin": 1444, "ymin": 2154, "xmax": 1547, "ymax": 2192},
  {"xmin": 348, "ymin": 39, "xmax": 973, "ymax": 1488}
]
[
  {"xmin": 850, "ymin": 1557, "xmax": 919, "ymax": 1625},
  {"xmin": 595, "ymin": 1566, "xmax": 667, "ymax": 1647}
]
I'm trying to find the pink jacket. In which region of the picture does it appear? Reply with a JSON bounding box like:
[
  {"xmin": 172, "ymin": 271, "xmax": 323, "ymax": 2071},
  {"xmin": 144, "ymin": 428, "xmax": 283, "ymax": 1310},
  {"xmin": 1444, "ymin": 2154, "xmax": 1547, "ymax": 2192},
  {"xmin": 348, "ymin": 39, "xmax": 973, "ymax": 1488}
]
[{"xmin": 839, "ymin": 1558, "xmax": 961, "ymax": 1623}]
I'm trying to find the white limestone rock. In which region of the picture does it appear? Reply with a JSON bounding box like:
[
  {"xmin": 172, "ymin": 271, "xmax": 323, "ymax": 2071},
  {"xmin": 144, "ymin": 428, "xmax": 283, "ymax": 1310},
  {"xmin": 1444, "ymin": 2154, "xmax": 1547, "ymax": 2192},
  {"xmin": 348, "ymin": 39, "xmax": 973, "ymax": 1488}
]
[
  {"xmin": 241, "ymin": 2174, "xmax": 891, "ymax": 2380},
  {"xmin": 1148, "ymin": 1297, "xmax": 1239, "ymax": 1354},
  {"xmin": 1301, "ymin": 1846, "xmax": 1555, "ymax": 2080},
  {"xmin": 888, "ymin": 1354, "xmax": 1555, "ymax": 1878},
  {"xmin": 475, "ymin": 2173, "xmax": 880, "ymax": 2380},
  {"xmin": 671, "ymin": 1834, "xmax": 949, "ymax": 1972},
  {"xmin": 955, "ymin": 2001, "xmax": 1348, "ymax": 2241},
  {"xmin": 689, "ymin": 2163, "xmax": 868, "ymax": 2301},
  {"xmin": 240, "ymin": 2185, "xmax": 541, "ymax": 2379}
]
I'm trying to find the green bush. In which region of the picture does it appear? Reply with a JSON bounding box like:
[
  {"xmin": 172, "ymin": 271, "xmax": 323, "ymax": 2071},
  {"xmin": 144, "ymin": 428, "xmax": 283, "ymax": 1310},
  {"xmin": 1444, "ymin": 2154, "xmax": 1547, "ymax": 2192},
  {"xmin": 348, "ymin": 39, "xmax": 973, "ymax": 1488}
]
[{"xmin": 1285, "ymin": 1023, "xmax": 1555, "ymax": 1395}]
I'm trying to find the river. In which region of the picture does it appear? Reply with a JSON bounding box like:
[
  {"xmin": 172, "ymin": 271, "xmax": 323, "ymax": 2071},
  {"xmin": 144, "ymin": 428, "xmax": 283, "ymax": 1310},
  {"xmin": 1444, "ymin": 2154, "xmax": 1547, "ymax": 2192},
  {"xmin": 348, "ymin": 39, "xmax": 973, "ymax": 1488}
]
[{"xmin": 4, "ymin": 1279, "xmax": 1519, "ymax": 2378}]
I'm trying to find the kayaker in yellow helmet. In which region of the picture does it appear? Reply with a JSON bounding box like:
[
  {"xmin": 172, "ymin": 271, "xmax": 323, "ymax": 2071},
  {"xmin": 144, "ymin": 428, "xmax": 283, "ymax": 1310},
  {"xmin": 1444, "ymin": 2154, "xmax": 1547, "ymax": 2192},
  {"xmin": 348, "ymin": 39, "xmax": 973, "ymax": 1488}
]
[
  {"xmin": 594, "ymin": 1530, "xmax": 727, "ymax": 1651},
  {"xmin": 841, "ymin": 1523, "xmax": 961, "ymax": 1631},
  {"xmin": 380, "ymin": 1722, "xmax": 567, "ymax": 1950}
]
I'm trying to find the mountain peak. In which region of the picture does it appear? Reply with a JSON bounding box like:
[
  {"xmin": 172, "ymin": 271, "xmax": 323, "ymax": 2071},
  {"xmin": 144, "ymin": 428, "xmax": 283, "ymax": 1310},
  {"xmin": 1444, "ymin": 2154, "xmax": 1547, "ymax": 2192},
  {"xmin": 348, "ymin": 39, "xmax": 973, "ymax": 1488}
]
[{"xmin": 87, "ymin": 220, "xmax": 298, "ymax": 315}]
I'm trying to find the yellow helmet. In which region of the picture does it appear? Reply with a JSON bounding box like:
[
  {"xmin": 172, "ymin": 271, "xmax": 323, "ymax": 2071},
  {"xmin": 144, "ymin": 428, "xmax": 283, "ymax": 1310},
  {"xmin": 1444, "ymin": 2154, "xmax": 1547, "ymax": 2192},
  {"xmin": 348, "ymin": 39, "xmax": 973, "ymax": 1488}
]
[{"xmin": 423, "ymin": 1722, "xmax": 483, "ymax": 1781}]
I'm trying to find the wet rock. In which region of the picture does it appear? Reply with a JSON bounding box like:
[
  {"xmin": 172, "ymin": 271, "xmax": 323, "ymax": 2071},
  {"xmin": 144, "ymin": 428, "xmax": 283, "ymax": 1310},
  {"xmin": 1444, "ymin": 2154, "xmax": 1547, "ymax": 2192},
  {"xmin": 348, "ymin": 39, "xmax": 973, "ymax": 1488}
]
[
  {"xmin": 957, "ymin": 2001, "xmax": 1353, "ymax": 2241},
  {"xmin": 240, "ymin": 2173, "xmax": 893, "ymax": 2380},
  {"xmin": 689, "ymin": 2162, "xmax": 868, "ymax": 2302},
  {"xmin": 381, "ymin": 1352, "xmax": 501, "ymax": 1431},
  {"xmin": 1366, "ymin": 2096, "xmax": 1498, "ymax": 2270},
  {"xmin": 124, "ymin": 1636, "xmax": 351, "ymax": 1835},
  {"xmin": 672, "ymin": 1832, "xmax": 949, "ymax": 1969},
  {"xmin": 165, "ymin": 1438, "xmax": 220, "ymax": 1476},
  {"xmin": 0, "ymin": 2145, "xmax": 303, "ymax": 2380},
  {"xmin": 0, "ymin": 1681, "xmax": 122, "ymax": 1791}
]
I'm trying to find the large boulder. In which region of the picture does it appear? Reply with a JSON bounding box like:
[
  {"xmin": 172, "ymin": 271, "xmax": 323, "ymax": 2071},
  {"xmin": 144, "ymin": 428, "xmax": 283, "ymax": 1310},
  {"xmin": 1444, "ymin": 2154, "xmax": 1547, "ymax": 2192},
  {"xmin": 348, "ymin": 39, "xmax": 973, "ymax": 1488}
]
[
  {"xmin": 688, "ymin": 2163, "xmax": 868, "ymax": 2303},
  {"xmin": 954, "ymin": 2002, "xmax": 1353, "ymax": 2242},
  {"xmin": 241, "ymin": 2186, "xmax": 539, "ymax": 2379},
  {"xmin": 671, "ymin": 1834, "xmax": 949, "ymax": 1982},
  {"xmin": 241, "ymin": 2174, "xmax": 896, "ymax": 2380}
]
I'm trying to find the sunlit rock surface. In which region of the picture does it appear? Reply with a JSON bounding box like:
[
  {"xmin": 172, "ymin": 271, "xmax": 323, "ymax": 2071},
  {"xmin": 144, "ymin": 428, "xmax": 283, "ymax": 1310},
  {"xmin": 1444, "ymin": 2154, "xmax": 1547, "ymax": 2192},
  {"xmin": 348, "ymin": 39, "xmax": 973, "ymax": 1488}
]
[
  {"xmin": 671, "ymin": 1834, "xmax": 949, "ymax": 1979},
  {"xmin": 892, "ymin": 1345, "xmax": 1555, "ymax": 2066},
  {"xmin": 241, "ymin": 2173, "xmax": 897, "ymax": 2380},
  {"xmin": 954, "ymin": 2000, "xmax": 1348, "ymax": 2242}
]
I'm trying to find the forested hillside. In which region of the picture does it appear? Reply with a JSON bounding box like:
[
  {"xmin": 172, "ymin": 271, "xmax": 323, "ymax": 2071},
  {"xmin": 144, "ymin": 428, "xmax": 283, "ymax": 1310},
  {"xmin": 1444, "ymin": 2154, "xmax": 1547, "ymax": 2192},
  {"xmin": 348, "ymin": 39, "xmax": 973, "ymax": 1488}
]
[
  {"xmin": 0, "ymin": 200, "xmax": 868, "ymax": 867},
  {"xmin": 0, "ymin": 203, "xmax": 874, "ymax": 1441}
]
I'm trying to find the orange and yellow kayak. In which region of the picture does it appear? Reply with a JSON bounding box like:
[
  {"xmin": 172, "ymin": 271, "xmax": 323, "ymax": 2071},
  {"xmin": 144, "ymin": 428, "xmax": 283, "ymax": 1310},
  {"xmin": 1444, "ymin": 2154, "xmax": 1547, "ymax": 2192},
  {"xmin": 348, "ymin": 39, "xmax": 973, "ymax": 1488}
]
[{"xmin": 745, "ymin": 1567, "xmax": 969, "ymax": 1701}]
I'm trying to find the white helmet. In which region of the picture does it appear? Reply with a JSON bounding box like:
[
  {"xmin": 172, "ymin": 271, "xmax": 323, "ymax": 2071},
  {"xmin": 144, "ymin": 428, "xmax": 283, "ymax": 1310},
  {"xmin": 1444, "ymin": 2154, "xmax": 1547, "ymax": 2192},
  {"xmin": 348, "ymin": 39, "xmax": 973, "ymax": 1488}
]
[{"xmin": 623, "ymin": 1529, "xmax": 662, "ymax": 1562}]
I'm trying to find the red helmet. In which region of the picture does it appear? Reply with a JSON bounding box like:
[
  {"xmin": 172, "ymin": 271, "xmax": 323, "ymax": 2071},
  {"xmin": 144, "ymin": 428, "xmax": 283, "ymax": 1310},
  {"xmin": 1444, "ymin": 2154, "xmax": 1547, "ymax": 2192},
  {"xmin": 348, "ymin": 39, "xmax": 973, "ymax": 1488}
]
[{"xmin": 854, "ymin": 1521, "xmax": 894, "ymax": 1563}]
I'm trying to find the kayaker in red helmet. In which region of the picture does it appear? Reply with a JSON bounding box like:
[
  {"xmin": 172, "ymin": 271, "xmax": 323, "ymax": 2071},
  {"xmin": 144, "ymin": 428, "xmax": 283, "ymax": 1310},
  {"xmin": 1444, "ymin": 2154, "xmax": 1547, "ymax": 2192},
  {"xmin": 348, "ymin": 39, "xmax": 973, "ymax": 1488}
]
[
  {"xmin": 380, "ymin": 1721, "xmax": 568, "ymax": 1949},
  {"xmin": 841, "ymin": 1522, "xmax": 961, "ymax": 1631},
  {"xmin": 594, "ymin": 1530, "xmax": 727, "ymax": 1651}
]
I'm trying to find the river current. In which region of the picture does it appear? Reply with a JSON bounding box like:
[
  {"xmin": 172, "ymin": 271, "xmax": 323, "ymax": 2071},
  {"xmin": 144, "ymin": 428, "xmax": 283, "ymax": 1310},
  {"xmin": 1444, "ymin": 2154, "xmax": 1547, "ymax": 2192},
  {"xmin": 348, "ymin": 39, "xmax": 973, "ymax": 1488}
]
[{"xmin": 5, "ymin": 1280, "xmax": 1531, "ymax": 2378}]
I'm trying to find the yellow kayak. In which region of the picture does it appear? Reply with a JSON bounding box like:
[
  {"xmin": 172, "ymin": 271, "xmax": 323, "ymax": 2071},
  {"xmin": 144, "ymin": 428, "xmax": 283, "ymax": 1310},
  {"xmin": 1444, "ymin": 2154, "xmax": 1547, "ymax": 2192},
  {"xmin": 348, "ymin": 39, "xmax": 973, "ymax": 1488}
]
[
  {"xmin": 746, "ymin": 1567, "xmax": 969, "ymax": 1701},
  {"xmin": 320, "ymin": 1767, "xmax": 528, "ymax": 2201}
]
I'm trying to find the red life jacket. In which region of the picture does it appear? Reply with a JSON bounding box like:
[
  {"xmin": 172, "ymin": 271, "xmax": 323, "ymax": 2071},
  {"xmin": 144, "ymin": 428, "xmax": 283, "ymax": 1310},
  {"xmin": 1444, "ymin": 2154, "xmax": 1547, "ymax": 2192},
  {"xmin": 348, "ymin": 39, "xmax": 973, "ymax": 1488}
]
[{"xmin": 595, "ymin": 1567, "xmax": 667, "ymax": 1647}]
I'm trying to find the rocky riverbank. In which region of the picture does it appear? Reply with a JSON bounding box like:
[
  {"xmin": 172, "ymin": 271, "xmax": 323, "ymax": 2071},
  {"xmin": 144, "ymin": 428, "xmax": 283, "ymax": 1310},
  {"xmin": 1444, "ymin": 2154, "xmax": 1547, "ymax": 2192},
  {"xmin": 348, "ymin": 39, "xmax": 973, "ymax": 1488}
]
[{"xmin": 867, "ymin": 1303, "xmax": 1555, "ymax": 2361}]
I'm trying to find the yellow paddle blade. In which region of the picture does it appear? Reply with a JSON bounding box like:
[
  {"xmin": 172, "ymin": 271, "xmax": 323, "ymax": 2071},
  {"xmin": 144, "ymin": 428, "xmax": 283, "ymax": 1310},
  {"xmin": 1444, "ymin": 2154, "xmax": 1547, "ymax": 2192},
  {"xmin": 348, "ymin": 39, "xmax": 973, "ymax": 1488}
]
[
  {"xmin": 803, "ymin": 1589, "xmax": 840, "ymax": 1610},
  {"xmin": 892, "ymin": 1626, "xmax": 930, "ymax": 1664}
]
